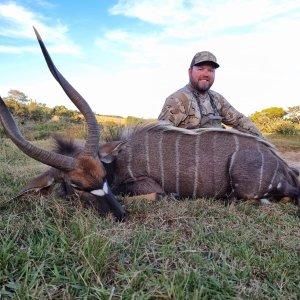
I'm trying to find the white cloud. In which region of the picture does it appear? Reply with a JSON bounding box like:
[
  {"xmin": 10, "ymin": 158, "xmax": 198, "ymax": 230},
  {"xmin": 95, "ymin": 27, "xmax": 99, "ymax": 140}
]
[
  {"xmin": 1, "ymin": 1, "xmax": 300, "ymax": 119},
  {"xmin": 109, "ymin": 0, "xmax": 184, "ymax": 24},
  {"xmin": 91, "ymin": 0, "xmax": 300, "ymax": 117},
  {"xmin": 0, "ymin": 45, "xmax": 36, "ymax": 53},
  {"xmin": 110, "ymin": 0, "xmax": 300, "ymax": 32},
  {"xmin": 0, "ymin": 2, "xmax": 81, "ymax": 55},
  {"xmin": 102, "ymin": 0, "xmax": 300, "ymax": 62}
]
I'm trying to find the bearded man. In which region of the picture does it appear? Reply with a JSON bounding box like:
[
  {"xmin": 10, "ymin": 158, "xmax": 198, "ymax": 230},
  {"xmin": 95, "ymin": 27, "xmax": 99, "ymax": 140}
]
[{"xmin": 158, "ymin": 51, "xmax": 263, "ymax": 138}]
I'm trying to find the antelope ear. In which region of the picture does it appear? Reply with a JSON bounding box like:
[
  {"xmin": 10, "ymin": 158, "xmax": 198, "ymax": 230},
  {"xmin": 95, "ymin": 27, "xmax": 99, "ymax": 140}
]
[
  {"xmin": 99, "ymin": 140, "xmax": 127, "ymax": 164},
  {"xmin": 14, "ymin": 168, "xmax": 58, "ymax": 199}
]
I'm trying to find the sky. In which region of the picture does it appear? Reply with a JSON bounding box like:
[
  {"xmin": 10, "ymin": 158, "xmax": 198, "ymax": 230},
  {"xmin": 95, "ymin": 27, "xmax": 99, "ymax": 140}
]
[{"xmin": 0, "ymin": 0, "xmax": 300, "ymax": 119}]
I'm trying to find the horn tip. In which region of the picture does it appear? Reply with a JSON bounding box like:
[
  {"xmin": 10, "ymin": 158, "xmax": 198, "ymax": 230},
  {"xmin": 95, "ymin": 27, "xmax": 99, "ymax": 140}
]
[{"xmin": 33, "ymin": 26, "xmax": 41, "ymax": 40}]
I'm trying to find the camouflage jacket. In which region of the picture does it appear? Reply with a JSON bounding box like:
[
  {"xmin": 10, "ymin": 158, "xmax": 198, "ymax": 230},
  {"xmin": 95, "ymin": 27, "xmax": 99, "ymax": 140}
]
[{"xmin": 158, "ymin": 84, "xmax": 263, "ymax": 138}]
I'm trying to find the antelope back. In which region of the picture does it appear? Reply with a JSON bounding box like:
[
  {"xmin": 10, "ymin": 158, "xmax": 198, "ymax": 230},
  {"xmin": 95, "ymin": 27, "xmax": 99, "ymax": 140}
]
[{"xmin": 110, "ymin": 124, "xmax": 298, "ymax": 200}]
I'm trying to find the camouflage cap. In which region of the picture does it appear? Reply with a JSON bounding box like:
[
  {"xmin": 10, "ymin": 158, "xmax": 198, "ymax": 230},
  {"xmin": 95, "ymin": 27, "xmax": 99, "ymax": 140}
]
[{"xmin": 190, "ymin": 51, "xmax": 219, "ymax": 68}]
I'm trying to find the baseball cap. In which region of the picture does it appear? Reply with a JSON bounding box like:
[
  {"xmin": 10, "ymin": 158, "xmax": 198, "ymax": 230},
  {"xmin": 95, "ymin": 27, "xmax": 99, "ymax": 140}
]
[{"xmin": 190, "ymin": 51, "xmax": 220, "ymax": 68}]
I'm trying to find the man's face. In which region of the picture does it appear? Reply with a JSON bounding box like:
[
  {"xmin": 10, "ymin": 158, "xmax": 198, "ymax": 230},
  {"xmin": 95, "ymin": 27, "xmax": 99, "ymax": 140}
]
[{"xmin": 189, "ymin": 63, "xmax": 216, "ymax": 93}]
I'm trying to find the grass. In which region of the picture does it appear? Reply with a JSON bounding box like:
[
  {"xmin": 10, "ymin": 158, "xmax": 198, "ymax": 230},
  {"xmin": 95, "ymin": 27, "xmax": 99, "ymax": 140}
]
[
  {"xmin": 267, "ymin": 133, "xmax": 300, "ymax": 151},
  {"xmin": 0, "ymin": 137, "xmax": 300, "ymax": 299}
]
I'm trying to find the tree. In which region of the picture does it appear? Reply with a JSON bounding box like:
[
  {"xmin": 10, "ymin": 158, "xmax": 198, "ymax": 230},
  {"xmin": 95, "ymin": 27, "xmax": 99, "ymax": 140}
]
[
  {"xmin": 3, "ymin": 96, "xmax": 29, "ymax": 123},
  {"xmin": 250, "ymin": 107, "xmax": 287, "ymax": 124},
  {"xmin": 52, "ymin": 105, "xmax": 83, "ymax": 122},
  {"xmin": 7, "ymin": 89, "xmax": 29, "ymax": 103},
  {"xmin": 249, "ymin": 107, "xmax": 296, "ymax": 135},
  {"xmin": 285, "ymin": 105, "xmax": 300, "ymax": 123},
  {"xmin": 28, "ymin": 100, "xmax": 52, "ymax": 122},
  {"xmin": 52, "ymin": 105, "xmax": 72, "ymax": 118}
]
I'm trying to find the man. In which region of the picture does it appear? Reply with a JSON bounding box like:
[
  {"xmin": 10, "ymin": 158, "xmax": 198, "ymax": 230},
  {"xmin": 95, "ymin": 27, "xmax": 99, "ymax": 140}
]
[
  {"xmin": 158, "ymin": 51, "xmax": 264, "ymax": 138},
  {"xmin": 158, "ymin": 51, "xmax": 300, "ymax": 177}
]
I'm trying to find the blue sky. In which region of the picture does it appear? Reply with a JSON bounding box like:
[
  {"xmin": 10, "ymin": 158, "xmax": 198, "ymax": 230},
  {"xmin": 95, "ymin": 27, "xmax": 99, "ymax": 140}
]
[{"xmin": 0, "ymin": 0, "xmax": 300, "ymax": 118}]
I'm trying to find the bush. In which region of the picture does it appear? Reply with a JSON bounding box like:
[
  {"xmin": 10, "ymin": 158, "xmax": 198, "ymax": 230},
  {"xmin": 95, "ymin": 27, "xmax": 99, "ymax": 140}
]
[
  {"xmin": 100, "ymin": 123, "xmax": 125, "ymax": 142},
  {"xmin": 266, "ymin": 119, "xmax": 298, "ymax": 135}
]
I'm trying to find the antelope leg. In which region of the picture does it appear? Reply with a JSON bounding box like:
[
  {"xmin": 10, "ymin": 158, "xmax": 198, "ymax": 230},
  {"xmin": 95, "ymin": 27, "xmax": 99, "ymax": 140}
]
[{"xmin": 113, "ymin": 176, "xmax": 165, "ymax": 196}]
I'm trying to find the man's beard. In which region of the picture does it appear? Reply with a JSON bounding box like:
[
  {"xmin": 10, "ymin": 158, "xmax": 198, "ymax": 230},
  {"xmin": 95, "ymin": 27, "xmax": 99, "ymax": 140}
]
[{"xmin": 190, "ymin": 77, "xmax": 212, "ymax": 93}]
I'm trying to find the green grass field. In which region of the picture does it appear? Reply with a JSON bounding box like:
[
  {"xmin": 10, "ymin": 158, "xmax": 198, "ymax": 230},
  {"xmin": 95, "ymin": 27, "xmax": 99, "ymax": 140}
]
[{"xmin": 0, "ymin": 136, "xmax": 300, "ymax": 299}]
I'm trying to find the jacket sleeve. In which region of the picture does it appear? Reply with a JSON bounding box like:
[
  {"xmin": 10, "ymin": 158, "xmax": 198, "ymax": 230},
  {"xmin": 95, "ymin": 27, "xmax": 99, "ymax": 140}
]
[
  {"xmin": 158, "ymin": 92, "xmax": 189, "ymax": 126},
  {"xmin": 214, "ymin": 93, "xmax": 264, "ymax": 138}
]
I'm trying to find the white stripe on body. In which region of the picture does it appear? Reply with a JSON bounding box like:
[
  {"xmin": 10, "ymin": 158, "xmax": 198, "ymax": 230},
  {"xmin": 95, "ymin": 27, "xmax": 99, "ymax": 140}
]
[
  {"xmin": 256, "ymin": 144, "xmax": 264, "ymax": 194},
  {"xmin": 145, "ymin": 131, "xmax": 150, "ymax": 175},
  {"xmin": 212, "ymin": 134, "xmax": 218, "ymax": 197},
  {"xmin": 175, "ymin": 134, "xmax": 181, "ymax": 195},
  {"xmin": 233, "ymin": 134, "xmax": 240, "ymax": 152},
  {"xmin": 229, "ymin": 135, "xmax": 240, "ymax": 193},
  {"xmin": 126, "ymin": 145, "xmax": 136, "ymax": 180},
  {"xmin": 159, "ymin": 132, "xmax": 165, "ymax": 190},
  {"xmin": 269, "ymin": 158, "xmax": 279, "ymax": 190},
  {"xmin": 193, "ymin": 134, "xmax": 201, "ymax": 197}
]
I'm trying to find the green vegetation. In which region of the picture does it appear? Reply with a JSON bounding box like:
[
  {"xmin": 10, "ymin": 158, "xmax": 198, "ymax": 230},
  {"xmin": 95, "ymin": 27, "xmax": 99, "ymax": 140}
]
[
  {"xmin": 1, "ymin": 131, "xmax": 300, "ymax": 299},
  {"xmin": 1, "ymin": 90, "xmax": 152, "ymax": 142},
  {"xmin": 0, "ymin": 90, "xmax": 300, "ymax": 298},
  {"xmin": 250, "ymin": 106, "xmax": 300, "ymax": 136},
  {"xmin": 267, "ymin": 133, "xmax": 300, "ymax": 151},
  {"xmin": 2, "ymin": 90, "xmax": 300, "ymax": 140},
  {"xmin": 1, "ymin": 141, "xmax": 300, "ymax": 298}
]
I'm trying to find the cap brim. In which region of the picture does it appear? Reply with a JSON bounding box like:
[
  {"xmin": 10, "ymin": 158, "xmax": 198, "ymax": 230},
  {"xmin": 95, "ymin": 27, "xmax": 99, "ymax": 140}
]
[{"xmin": 193, "ymin": 61, "xmax": 220, "ymax": 68}]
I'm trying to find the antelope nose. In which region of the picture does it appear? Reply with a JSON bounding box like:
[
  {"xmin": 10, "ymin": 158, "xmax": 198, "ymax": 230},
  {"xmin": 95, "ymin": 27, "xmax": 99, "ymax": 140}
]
[
  {"xmin": 115, "ymin": 210, "xmax": 127, "ymax": 222},
  {"xmin": 100, "ymin": 181, "xmax": 127, "ymax": 222}
]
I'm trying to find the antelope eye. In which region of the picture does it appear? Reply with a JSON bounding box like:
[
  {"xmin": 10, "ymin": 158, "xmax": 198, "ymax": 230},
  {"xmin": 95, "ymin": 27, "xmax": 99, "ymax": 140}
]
[{"xmin": 70, "ymin": 182, "xmax": 85, "ymax": 191}]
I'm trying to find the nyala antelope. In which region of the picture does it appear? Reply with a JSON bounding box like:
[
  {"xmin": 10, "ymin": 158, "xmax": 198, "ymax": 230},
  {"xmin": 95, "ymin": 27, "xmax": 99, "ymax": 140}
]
[
  {"xmin": 0, "ymin": 28, "xmax": 299, "ymax": 220},
  {"xmin": 0, "ymin": 27, "xmax": 127, "ymax": 220}
]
